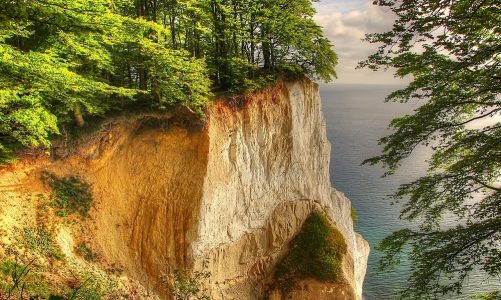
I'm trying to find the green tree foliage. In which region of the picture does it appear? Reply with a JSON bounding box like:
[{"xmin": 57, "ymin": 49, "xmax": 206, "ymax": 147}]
[
  {"xmin": 0, "ymin": 0, "xmax": 336, "ymax": 165},
  {"xmin": 132, "ymin": 0, "xmax": 337, "ymax": 91},
  {"xmin": 360, "ymin": 0, "xmax": 500, "ymax": 298},
  {"xmin": 0, "ymin": 0, "xmax": 211, "ymax": 163}
]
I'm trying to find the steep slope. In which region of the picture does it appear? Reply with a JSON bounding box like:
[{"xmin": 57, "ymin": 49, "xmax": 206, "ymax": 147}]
[
  {"xmin": 196, "ymin": 79, "xmax": 369, "ymax": 299},
  {"xmin": 0, "ymin": 78, "xmax": 368, "ymax": 299}
]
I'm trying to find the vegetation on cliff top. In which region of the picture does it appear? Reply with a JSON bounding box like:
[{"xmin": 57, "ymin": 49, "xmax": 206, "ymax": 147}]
[
  {"xmin": 0, "ymin": 0, "xmax": 337, "ymax": 165},
  {"xmin": 361, "ymin": 0, "xmax": 500, "ymax": 298},
  {"xmin": 274, "ymin": 211, "xmax": 347, "ymax": 294}
]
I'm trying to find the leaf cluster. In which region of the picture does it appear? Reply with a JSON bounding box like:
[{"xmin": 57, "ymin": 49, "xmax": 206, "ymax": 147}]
[{"xmin": 361, "ymin": 0, "xmax": 501, "ymax": 298}]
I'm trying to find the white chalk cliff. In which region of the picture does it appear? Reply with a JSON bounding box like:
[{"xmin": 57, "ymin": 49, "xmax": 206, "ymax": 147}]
[
  {"xmin": 195, "ymin": 79, "xmax": 369, "ymax": 299},
  {"xmin": 0, "ymin": 78, "xmax": 369, "ymax": 299}
]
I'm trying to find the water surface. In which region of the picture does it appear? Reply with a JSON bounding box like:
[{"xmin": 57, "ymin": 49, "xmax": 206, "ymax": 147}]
[{"xmin": 320, "ymin": 83, "xmax": 500, "ymax": 299}]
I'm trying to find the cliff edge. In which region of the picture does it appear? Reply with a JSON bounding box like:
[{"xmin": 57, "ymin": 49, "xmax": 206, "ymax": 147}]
[{"xmin": 0, "ymin": 79, "xmax": 369, "ymax": 299}]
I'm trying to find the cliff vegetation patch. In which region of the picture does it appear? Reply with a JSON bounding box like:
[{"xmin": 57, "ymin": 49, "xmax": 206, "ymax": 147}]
[
  {"xmin": 22, "ymin": 227, "xmax": 63, "ymax": 261},
  {"xmin": 75, "ymin": 243, "xmax": 95, "ymax": 262},
  {"xmin": 0, "ymin": 0, "xmax": 338, "ymax": 166},
  {"xmin": 43, "ymin": 173, "xmax": 93, "ymax": 217},
  {"xmin": 167, "ymin": 268, "xmax": 211, "ymax": 300},
  {"xmin": 274, "ymin": 211, "xmax": 347, "ymax": 293}
]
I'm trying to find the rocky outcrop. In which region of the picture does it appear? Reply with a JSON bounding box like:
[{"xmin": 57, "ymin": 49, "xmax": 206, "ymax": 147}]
[
  {"xmin": 195, "ymin": 79, "xmax": 369, "ymax": 299},
  {"xmin": 0, "ymin": 78, "xmax": 369, "ymax": 299}
]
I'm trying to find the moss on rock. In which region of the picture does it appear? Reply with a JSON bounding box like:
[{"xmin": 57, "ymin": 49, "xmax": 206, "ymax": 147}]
[{"xmin": 274, "ymin": 211, "xmax": 347, "ymax": 293}]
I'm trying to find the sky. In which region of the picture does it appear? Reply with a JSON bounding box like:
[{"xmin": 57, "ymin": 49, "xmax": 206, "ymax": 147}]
[{"xmin": 313, "ymin": 0, "xmax": 407, "ymax": 85}]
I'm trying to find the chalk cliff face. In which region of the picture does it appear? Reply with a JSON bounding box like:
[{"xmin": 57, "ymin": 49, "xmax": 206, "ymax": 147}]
[
  {"xmin": 0, "ymin": 78, "xmax": 369, "ymax": 299},
  {"xmin": 196, "ymin": 79, "xmax": 369, "ymax": 299}
]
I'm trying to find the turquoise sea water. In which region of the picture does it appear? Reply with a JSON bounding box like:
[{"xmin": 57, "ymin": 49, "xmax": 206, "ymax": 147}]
[{"xmin": 320, "ymin": 84, "xmax": 500, "ymax": 300}]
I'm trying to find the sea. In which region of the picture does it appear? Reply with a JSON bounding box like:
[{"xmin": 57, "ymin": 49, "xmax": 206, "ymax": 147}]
[{"xmin": 320, "ymin": 84, "xmax": 501, "ymax": 300}]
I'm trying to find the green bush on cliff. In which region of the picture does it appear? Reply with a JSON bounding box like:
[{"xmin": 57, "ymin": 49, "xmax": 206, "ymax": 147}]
[
  {"xmin": 168, "ymin": 268, "xmax": 211, "ymax": 300},
  {"xmin": 274, "ymin": 211, "xmax": 347, "ymax": 293},
  {"xmin": 76, "ymin": 243, "xmax": 95, "ymax": 262},
  {"xmin": 0, "ymin": 258, "xmax": 52, "ymax": 299},
  {"xmin": 43, "ymin": 172, "xmax": 93, "ymax": 217},
  {"xmin": 0, "ymin": 0, "xmax": 337, "ymax": 167}
]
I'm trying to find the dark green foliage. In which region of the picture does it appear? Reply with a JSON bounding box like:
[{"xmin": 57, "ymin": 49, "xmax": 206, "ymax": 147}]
[
  {"xmin": 361, "ymin": 0, "xmax": 501, "ymax": 298},
  {"xmin": 0, "ymin": 0, "xmax": 337, "ymax": 166},
  {"xmin": 203, "ymin": 0, "xmax": 338, "ymax": 91},
  {"xmin": 274, "ymin": 211, "xmax": 347, "ymax": 293},
  {"xmin": 75, "ymin": 243, "xmax": 95, "ymax": 262},
  {"xmin": 43, "ymin": 173, "xmax": 93, "ymax": 217},
  {"xmin": 0, "ymin": 144, "xmax": 16, "ymax": 167}
]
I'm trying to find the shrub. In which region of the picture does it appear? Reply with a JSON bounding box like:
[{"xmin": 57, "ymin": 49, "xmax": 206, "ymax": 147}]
[
  {"xmin": 67, "ymin": 278, "xmax": 102, "ymax": 300},
  {"xmin": 75, "ymin": 243, "xmax": 95, "ymax": 262},
  {"xmin": 0, "ymin": 259, "xmax": 32, "ymax": 298},
  {"xmin": 55, "ymin": 274, "xmax": 117, "ymax": 300},
  {"xmin": 0, "ymin": 258, "xmax": 52, "ymax": 299},
  {"xmin": 0, "ymin": 144, "xmax": 16, "ymax": 167},
  {"xmin": 43, "ymin": 172, "xmax": 93, "ymax": 217},
  {"xmin": 167, "ymin": 269, "xmax": 211, "ymax": 300},
  {"xmin": 274, "ymin": 211, "xmax": 347, "ymax": 293},
  {"xmin": 473, "ymin": 291, "xmax": 501, "ymax": 300}
]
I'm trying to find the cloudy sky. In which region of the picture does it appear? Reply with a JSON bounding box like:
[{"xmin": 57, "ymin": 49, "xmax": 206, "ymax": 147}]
[{"xmin": 313, "ymin": 0, "xmax": 406, "ymax": 85}]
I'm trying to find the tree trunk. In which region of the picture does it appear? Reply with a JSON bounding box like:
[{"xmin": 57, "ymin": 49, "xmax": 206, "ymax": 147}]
[
  {"xmin": 74, "ymin": 104, "xmax": 85, "ymax": 127},
  {"xmin": 262, "ymin": 33, "xmax": 271, "ymax": 69},
  {"xmin": 151, "ymin": 77, "xmax": 162, "ymax": 104}
]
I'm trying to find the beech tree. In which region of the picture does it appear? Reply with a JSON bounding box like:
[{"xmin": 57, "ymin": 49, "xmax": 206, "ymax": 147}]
[
  {"xmin": 0, "ymin": 0, "xmax": 211, "ymax": 163},
  {"xmin": 0, "ymin": 0, "xmax": 337, "ymax": 165},
  {"xmin": 361, "ymin": 0, "xmax": 500, "ymax": 299}
]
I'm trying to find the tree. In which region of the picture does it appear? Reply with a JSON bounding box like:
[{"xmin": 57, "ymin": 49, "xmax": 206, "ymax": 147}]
[
  {"xmin": 0, "ymin": 0, "xmax": 211, "ymax": 164},
  {"xmin": 203, "ymin": 0, "xmax": 337, "ymax": 92},
  {"xmin": 360, "ymin": 0, "xmax": 500, "ymax": 299}
]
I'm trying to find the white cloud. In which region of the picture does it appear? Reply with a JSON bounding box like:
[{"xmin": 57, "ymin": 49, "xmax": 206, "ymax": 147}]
[{"xmin": 313, "ymin": 1, "xmax": 409, "ymax": 85}]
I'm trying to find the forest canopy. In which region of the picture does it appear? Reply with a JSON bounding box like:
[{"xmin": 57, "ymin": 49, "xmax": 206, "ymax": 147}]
[{"xmin": 0, "ymin": 0, "xmax": 337, "ymax": 164}]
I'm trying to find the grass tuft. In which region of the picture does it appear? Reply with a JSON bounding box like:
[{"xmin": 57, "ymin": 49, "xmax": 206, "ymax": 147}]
[
  {"xmin": 351, "ymin": 207, "xmax": 358, "ymax": 226},
  {"xmin": 43, "ymin": 172, "xmax": 93, "ymax": 217}
]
